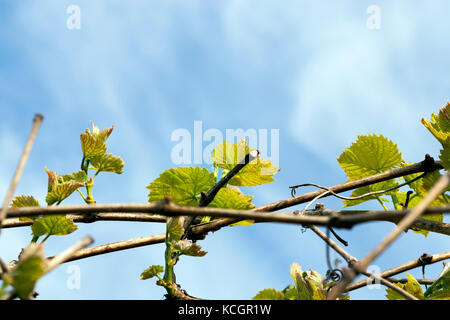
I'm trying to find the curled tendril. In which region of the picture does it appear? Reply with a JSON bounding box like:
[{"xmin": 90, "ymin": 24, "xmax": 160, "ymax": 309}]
[{"xmin": 326, "ymin": 268, "xmax": 343, "ymax": 282}]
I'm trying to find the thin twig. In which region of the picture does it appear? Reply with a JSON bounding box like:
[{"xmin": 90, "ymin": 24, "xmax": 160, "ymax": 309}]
[
  {"xmin": 290, "ymin": 172, "xmax": 426, "ymax": 202},
  {"xmin": 309, "ymin": 224, "xmax": 416, "ymax": 300},
  {"xmin": 54, "ymin": 233, "xmax": 166, "ymax": 263},
  {"xmin": 327, "ymin": 172, "xmax": 450, "ymax": 300},
  {"xmin": 0, "ymin": 114, "xmax": 43, "ymax": 234},
  {"xmin": 385, "ymin": 278, "xmax": 435, "ymax": 286},
  {"xmin": 345, "ymin": 251, "xmax": 450, "ymax": 292},
  {"xmin": 361, "ymin": 270, "xmax": 418, "ymax": 300},
  {"xmin": 46, "ymin": 235, "xmax": 94, "ymax": 272}
]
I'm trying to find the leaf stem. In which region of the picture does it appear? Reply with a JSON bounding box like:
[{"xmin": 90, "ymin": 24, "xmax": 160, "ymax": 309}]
[
  {"xmin": 391, "ymin": 192, "xmax": 400, "ymax": 210},
  {"xmin": 76, "ymin": 188, "xmax": 87, "ymax": 202},
  {"xmin": 376, "ymin": 197, "xmax": 389, "ymax": 211}
]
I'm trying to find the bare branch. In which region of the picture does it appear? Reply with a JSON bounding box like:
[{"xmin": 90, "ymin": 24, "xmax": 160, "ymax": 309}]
[
  {"xmin": 0, "ymin": 114, "xmax": 43, "ymax": 234},
  {"xmin": 361, "ymin": 270, "xmax": 418, "ymax": 300},
  {"xmin": 53, "ymin": 233, "xmax": 166, "ymax": 263},
  {"xmin": 345, "ymin": 251, "xmax": 450, "ymax": 292},
  {"xmin": 327, "ymin": 172, "xmax": 450, "ymax": 300},
  {"xmin": 3, "ymin": 203, "xmax": 450, "ymax": 235},
  {"xmin": 46, "ymin": 235, "xmax": 94, "ymax": 272}
]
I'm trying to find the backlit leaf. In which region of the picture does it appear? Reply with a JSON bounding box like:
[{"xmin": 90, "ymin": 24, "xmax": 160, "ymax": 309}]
[
  {"xmin": 31, "ymin": 215, "xmax": 78, "ymax": 238},
  {"xmin": 140, "ymin": 265, "xmax": 164, "ymax": 280},
  {"xmin": 90, "ymin": 153, "xmax": 124, "ymax": 174},
  {"xmin": 253, "ymin": 288, "xmax": 285, "ymax": 300},
  {"xmin": 337, "ymin": 134, "xmax": 404, "ymax": 180},
  {"xmin": 11, "ymin": 195, "xmax": 40, "ymax": 208},
  {"xmin": 3, "ymin": 243, "xmax": 46, "ymax": 299},
  {"xmin": 172, "ymin": 240, "xmax": 207, "ymax": 257},
  {"xmin": 421, "ymin": 101, "xmax": 450, "ymax": 145},
  {"xmin": 212, "ymin": 140, "xmax": 280, "ymax": 186},
  {"xmin": 208, "ymin": 185, "xmax": 255, "ymax": 226},
  {"xmin": 147, "ymin": 167, "xmax": 215, "ymax": 206},
  {"xmin": 11, "ymin": 195, "xmax": 40, "ymax": 222},
  {"xmin": 385, "ymin": 273, "xmax": 424, "ymax": 300},
  {"xmin": 424, "ymin": 262, "xmax": 450, "ymax": 300},
  {"xmin": 45, "ymin": 168, "xmax": 85, "ymax": 205}
]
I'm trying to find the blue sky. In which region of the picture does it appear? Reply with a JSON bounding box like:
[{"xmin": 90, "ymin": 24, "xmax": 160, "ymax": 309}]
[{"xmin": 0, "ymin": 1, "xmax": 449, "ymax": 300}]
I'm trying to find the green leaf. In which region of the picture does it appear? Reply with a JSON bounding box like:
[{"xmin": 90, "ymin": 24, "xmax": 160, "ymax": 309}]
[
  {"xmin": 80, "ymin": 121, "xmax": 113, "ymax": 160},
  {"xmin": 290, "ymin": 263, "xmax": 327, "ymax": 300},
  {"xmin": 166, "ymin": 217, "xmax": 185, "ymax": 243},
  {"xmin": 424, "ymin": 263, "xmax": 450, "ymax": 300},
  {"xmin": 421, "ymin": 101, "xmax": 450, "ymax": 146},
  {"xmin": 90, "ymin": 153, "xmax": 124, "ymax": 174},
  {"xmin": 343, "ymin": 180, "xmax": 397, "ymax": 207},
  {"xmin": 337, "ymin": 134, "xmax": 404, "ymax": 181},
  {"xmin": 45, "ymin": 168, "xmax": 85, "ymax": 205},
  {"xmin": 212, "ymin": 140, "xmax": 280, "ymax": 186},
  {"xmin": 140, "ymin": 265, "xmax": 164, "ymax": 280},
  {"xmin": 80, "ymin": 133, "xmax": 107, "ymax": 159},
  {"xmin": 439, "ymin": 138, "xmax": 450, "ymax": 171},
  {"xmin": 11, "ymin": 195, "xmax": 40, "ymax": 222},
  {"xmin": 385, "ymin": 273, "xmax": 424, "ymax": 300},
  {"xmin": 208, "ymin": 186, "xmax": 255, "ymax": 226},
  {"xmin": 253, "ymin": 288, "xmax": 285, "ymax": 300},
  {"xmin": 11, "ymin": 195, "xmax": 40, "ymax": 208},
  {"xmin": 3, "ymin": 243, "xmax": 46, "ymax": 299},
  {"xmin": 172, "ymin": 240, "xmax": 207, "ymax": 257},
  {"xmin": 147, "ymin": 167, "xmax": 216, "ymax": 206},
  {"xmin": 45, "ymin": 181, "xmax": 85, "ymax": 205},
  {"xmin": 60, "ymin": 171, "xmax": 89, "ymax": 184},
  {"xmin": 282, "ymin": 285, "xmax": 298, "ymax": 300},
  {"xmin": 31, "ymin": 215, "xmax": 78, "ymax": 239}
]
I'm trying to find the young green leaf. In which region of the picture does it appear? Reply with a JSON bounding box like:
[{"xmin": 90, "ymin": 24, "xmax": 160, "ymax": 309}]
[
  {"xmin": 80, "ymin": 121, "xmax": 113, "ymax": 160},
  {"xmin": 45, "ymin": 168, "xmax": 85, "ymax": 205},
  {"xmin": 209, "ymin": 185, "xmax": 255, "ymax": 210},
  {"xmin": 424, "ymin": 262, "xmax": 450, "ymax": 300},
  {"xmin": 46, "ymin": 181, "xmax": 85, "ymax": 205},
  {"xmin": 60, "ymin": 171, "xmax": 89, "ymax": 184},
  {"xmin": 3, "ymin": 243, "xmax": 46, "ymax": 299},
  {"xmin": 172, "ymin": 240, "xmax": 207, "ymax": 257},
  {"xmin": 421, "ymin": 101, "xmax": 450, "ymax": 145},
  {"xmin": 90, "ymin": 153, "xmax": 124, "ymax": 174},
  {"xmin": 253, "ymin": 288, "xmax": 285, "ymax": 300},
  {"xmin": 166, "ymin": 217, "xmax": 185, "ymax": 243},
  {"xmin": 212, "ymin": 140, "xmax": 280, "ymax": 186},
  {"xmin": 147, "ymin": 167, "xmax": 216, "ymax": 206},
  {"xmin": 338, "ymin": 134, "xmax": 403, "ymax": 207},
  {"xmin": 385, "ymin": 273, "xmax": 424, "ymax": 300},
  {"xmin": 290, "ymin": 263, "xmax": 327, "ymax": 300},
  {"xmin": 11, "ymin": 195, "xmax": 40, "ymax": 208},
  {"xmin": 140, "ymin": 265, "xmax": 164, "ymax": 280},
  {"xmin": 207, "ymin": 185, "xmax": 256, "ymax": 226},
  {"xmin": 338, "ymin": 134, "xmax": 404, "ymax": 180},
  {"xmin": 11, "ymin": 195, "xmax": 40, "ymax": 222},
  {"xmin": 31, "ymin": 215, "xmax": 78, "ymax": 239}
]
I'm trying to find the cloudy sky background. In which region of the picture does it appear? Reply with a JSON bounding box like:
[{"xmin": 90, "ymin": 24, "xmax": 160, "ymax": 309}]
[{"xmin": 0, "ymin": 0, "xmax": 449, "ymax": 299}]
